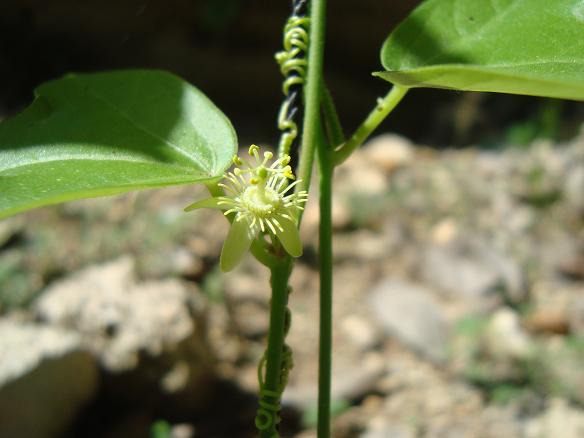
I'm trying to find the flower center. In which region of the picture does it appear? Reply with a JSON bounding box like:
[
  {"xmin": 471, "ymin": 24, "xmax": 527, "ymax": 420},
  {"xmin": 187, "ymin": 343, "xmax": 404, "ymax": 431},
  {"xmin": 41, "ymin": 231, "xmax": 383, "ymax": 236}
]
[{"xmin": 241, "ymin": 185, "xmax": 282, "ymax": 218}]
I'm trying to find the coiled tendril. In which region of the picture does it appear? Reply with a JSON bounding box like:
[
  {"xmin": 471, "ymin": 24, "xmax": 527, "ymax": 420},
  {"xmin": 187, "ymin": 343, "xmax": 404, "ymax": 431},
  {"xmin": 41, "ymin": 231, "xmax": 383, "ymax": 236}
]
[
  {"xmin": 275, "ymin": 0, "xmax": 310, "ymax": 157},
  {"xmin": 255, "ymin": 286, "xmax": 295, "ymax": 435}
]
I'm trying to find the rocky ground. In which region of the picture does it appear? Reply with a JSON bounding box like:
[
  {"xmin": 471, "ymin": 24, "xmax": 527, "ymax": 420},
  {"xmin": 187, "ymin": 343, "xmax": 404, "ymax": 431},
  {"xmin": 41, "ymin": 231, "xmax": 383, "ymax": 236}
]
[{"xmin": 1, "ymin": 131, "xmax": 584, "ymax": 438}]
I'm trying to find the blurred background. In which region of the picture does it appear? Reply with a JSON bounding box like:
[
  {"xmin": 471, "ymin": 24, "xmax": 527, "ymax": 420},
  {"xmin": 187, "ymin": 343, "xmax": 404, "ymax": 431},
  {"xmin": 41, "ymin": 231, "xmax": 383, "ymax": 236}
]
[{"xmin": 1, "ymin": 1, "xmax": 584, "ymax": 437}]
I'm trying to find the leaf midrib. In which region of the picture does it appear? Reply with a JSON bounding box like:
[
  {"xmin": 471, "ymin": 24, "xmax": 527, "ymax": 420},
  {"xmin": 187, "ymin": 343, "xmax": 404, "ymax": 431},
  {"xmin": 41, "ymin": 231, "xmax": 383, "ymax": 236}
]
[
  {"xmin": 388, "ymin": 59, "xmax": 584, "ymax": 71},
  {"xmin": 0, "ymin": 155, "xmax": 199, "ymax": 174},
  {"xmin": 70, "ymin": 75, "xmax": 212, "ymax": 176}
]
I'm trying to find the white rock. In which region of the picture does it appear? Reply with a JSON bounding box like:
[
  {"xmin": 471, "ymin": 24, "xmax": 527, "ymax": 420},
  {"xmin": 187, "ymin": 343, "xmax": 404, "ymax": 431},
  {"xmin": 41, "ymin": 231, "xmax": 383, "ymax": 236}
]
[
  {"xmin": 362, "ymin": 419, "xmax": 416, "ymax": 438},
  {"xmin": 334, "ymin": 153, "xmax": 389, "ymax": 197},
  {"xmin": 486, "ymin": 308, "xmax": 534, "ymax": 360},
  {"xmin": 283, "ymin": 353, "xmax": 386, "ymax": 408},
  {"xmin": 430, "ymin": 218, "xmax": 459, "ymax": 244},
  {"xmin": 421, "ymin": 239, "xmax": 526, "ymax": 311},
  {"xmin": 35, "ymin": 256, "xmax": 198, "ymax": 371},
  {"xmin": 368, "ymin": 278, "xmax": 450, "ymax": 363},
  {"xmin": 341, "ymin": 315, "xmax": 380, "ymax": 350},
  {"xmin": 0, "ymin": 318, "xmax": 81, "ymax": 386},
  {"xmin": 565, "ymin": 165, "xmax": 584, "ymax": 213},
  {"xmin": 524, "ymin": 398, "xmax": 584, "ymax": 438},
  {"xmin": 569, "ymin": 297, "xmax": 584, "ymax": 336},
  {"xmin": 0, "ymin": 318, "xmax": 98, "ymax": 438},
  {"xmin": 363, "ymin": 133, "xmax": 414, "ymax": 172}
]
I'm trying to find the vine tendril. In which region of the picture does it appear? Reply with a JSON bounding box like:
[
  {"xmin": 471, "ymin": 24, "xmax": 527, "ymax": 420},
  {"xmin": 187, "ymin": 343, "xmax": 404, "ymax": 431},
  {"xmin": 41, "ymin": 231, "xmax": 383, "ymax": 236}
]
[
  {"xmin": 255, "ymin": 287, "xmax": 295, "ymax": 435},
  {"xmin": 275, "ymin": 0, "xmax": 310, "ymax": 158}
]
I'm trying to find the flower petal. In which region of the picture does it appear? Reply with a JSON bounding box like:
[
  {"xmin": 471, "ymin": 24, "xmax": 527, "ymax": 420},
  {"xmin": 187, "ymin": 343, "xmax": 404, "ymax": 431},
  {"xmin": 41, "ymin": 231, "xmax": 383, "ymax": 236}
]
[
  {"xmin": 220, "ymin": 218, "xmax": 255, "ymax": 272},
  {"xmin": 276, "ymin": 216, "xmax": 302, "ymax": 257},
  {"xmin": 184, "ymin": 197, "xmax": 224, "ymax": 212}
]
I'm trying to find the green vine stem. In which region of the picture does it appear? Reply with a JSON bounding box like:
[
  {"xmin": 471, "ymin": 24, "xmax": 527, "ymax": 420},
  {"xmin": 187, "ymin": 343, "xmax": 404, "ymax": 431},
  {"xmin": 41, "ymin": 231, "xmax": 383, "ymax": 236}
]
[
  {"xmin": 333, "ymin": 85, "xmax": 408, "ymax": 166},
  {"xmin": 256, "ymin": 258, "xmax": 293, "ymax": 438},
  {"xmin": 295, "ymin": 0, "xmax": 327, "ymax": 203},
  {"xmin": 296, "ymin": 0, "xmax": 334, "ymax": 435},
  {"xmin": 316, "ymin": 121, "xmax": 333, "ymax": 437}
]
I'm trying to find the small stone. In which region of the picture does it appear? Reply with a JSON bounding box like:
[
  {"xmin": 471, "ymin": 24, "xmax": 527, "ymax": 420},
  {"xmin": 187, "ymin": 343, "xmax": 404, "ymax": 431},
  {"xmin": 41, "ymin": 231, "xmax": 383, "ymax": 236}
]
[
  {"xmin": 341, "ymin": 315, "xmax": 380, "ymax": 351},
  {"xmin": 334, "ymin": 153, "xmax": 389, "ymax": 197},
  {"xmin": 231, "ymin": 301, "xmax": 269, "ymax": 339},
  {"xmin": 525, "ymin": 282, "xmax": 572, "ymax": 335},
  {"xmin": 361, "ymin": 394, "xmax": 385, "ymax": 412},
  {"xmin": 331, "ymin": 195, "xmax": 352, "ymax": 230},
  {"xmin": 485, "ymin": 308, "xmax": 534, "ymax": 360},
  {"xmin": 138, "ymin": 247, "xmax": 204, "ymax": 279},
  {"xmin": 224, "ymin": 268, "xmax": 270, "ymax": 302},
  {"xmin": 525, "ymin": 308, "xmax": 570, "ymax": 335},
  {"xmin": 430, "ymin": 218, "xmax": 458, "ymax": 244},
  {"xmin": 299, "ymin": 197, "xmax": 319, "ymax": 242},
  {"xmin": 368, "ymin": 278, "xmax": 450, "ymax": 363},
  {"xmin": 524, "ymin": 398, "xmax": 584, "ymax": 438},
  {"xmin": 33, "ymin": 257, "xmax": 212, "ymax": 393},
  {"xmin": 363, "ymin": 133, "xmax": 414, "ymax": 172},
  {"xmin": 161, "ymin": 361, "xmax": 191, "ymax": 393},
  {"xmin": 564, "ymin": 164, "xmax": 584, "ymax": 214},
  {"xmin": 421, "ymin": 244, "xmax": 500, "ymax": 312},
  {"xmin": 283, "ymin": 352, "xmax": 386, "ymax": 408},
  {"xmin": 362, "ymin": 419, "xmax": 416, "ymax": 438},
  {"xmin": 557, "ymin": 252, "xmax": 584, "ymax": 281},
  {"xmin": 333, "ymin": 229, "xmax": 393, "ymax": 263},
  {"xmin": 171, "ymin": 424, "xmax": 195, "ymax": 438},
  {"xmin": 569, "ymin": 297, "xmax": 584, "ymax": 336},
  {"xmin": 332, "ymin": 353, "xmax": 386, "ymax": 401},
  {"xmin": 0, "ymin": 318, "xmax": 98, "ymax": 438},
  {"xmin": 421, "ymin": 239, "xmax": 526, "ymax": 311},
  {"xmin": 300, "ymin": 195, "xmax": 352, "ymax": 240}
]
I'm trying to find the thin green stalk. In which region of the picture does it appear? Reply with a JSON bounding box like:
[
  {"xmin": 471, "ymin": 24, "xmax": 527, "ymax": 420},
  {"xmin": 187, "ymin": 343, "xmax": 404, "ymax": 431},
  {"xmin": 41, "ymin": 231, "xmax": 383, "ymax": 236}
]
[
  {"xmin": 316, "ymin": 122, "xmax": 333, "ymax": 438},
  {"xmin": 295, "ymin": 0, "xmax": 327, "ymax": 205},
  {"xmin": 333, "ymin": 85, "xmax": 408, "ymax": 166},
  {"xmin": 292, "ymin": 0, "xmax": 334, "ymax": 435},
  {"xmin": 258, "ymin": 258, "xmax": 293, "ymax": 438},
  {"xmin": 321, "ymin": 84, "xmax": 345, "ymax": 148}
]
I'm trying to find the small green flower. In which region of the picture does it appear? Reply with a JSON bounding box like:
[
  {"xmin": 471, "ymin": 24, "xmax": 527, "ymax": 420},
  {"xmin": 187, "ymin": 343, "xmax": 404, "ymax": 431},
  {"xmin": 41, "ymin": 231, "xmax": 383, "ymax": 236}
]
[{"xmin": 185, "ymin": 145, "xmax": 308, "ymax": 272}]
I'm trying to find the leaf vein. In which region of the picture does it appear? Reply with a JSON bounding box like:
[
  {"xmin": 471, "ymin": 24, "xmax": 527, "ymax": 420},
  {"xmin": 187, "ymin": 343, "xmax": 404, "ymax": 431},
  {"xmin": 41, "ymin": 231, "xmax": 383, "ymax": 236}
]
[{"xmin": 70, "ymin": 75, "xmax": 212, "ymax": 176}]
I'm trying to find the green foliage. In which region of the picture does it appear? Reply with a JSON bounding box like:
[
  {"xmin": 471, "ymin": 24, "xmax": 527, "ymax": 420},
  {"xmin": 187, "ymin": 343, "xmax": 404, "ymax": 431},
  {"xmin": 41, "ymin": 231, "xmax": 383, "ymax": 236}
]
[
  {"xmin": 201, "ymin": 266, "xmax": 225, "ymax": 303},
  {"xmin": 150, "ymin": 420, "xmax": 171, "ymax": 438},
  {"xmin": 565, "ymin": 335, "xmax": 584, "ymax": 354},
  {"xmin": 489, "ymin": 383, "xmax": 527, "ymax": 406},
  {"xmin": 377, "ymin": 0, "xmax": 584, "ymax": 101},
  {"xmin": 0, "ymin": 70, "xmax": 237, "ymax": 219},
  {"xmin": 521, "ymin": 165, "xmax": 562, "ymax": 209},
  {"xmin": 455, "ymin": 315, "xmax": 489, "ymax": 339},
  {"xmin": 505, "ymin": 101, "xmax": 563, "ymax": 147},
  {"xmin": 525, "ymin": 336, "xmax": 584, "ymax": 403}
]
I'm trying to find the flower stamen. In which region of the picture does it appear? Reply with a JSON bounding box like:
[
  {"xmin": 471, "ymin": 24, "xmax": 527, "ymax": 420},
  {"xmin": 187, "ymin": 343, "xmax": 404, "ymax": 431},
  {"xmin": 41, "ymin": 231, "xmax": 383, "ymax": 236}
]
[{"xmin": 185, "ymin": 145, "xmax": 307, "ymax": 271}]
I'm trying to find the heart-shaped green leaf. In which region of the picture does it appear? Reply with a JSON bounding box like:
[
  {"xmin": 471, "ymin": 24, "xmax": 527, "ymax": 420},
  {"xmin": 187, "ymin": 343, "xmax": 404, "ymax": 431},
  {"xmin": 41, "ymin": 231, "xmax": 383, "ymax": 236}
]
[
  {"xmin": 376, "ymin": 0, "xmax": 584, "ymax": 100},
  {"xmin": 0, "ymin": 70, "xmax": 237, "ymax": 219}
]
